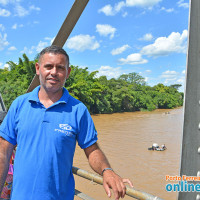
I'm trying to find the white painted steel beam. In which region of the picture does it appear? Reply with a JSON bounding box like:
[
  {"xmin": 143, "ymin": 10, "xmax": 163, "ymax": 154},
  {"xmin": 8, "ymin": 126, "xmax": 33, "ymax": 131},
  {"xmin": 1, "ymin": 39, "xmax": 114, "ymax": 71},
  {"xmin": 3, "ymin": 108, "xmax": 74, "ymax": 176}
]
[{"xmin": 178, "ymin": 0, "xmax": 200, "ymax": 199}]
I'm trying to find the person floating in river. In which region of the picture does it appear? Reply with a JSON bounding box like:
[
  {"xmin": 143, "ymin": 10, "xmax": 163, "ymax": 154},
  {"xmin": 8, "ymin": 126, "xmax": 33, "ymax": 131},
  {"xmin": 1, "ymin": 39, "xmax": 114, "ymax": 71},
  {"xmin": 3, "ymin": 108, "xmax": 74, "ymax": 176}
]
[
  {"xmin": 148, "ymin": 143, "xmax": 167, "ymax": 151},
  {"xmin": 161, "ymin": 144, "xmax": 167, "ymax": 150},
  {"xmin": 0, "ymin": 45, "xmax": 133, "ymax": 200}
]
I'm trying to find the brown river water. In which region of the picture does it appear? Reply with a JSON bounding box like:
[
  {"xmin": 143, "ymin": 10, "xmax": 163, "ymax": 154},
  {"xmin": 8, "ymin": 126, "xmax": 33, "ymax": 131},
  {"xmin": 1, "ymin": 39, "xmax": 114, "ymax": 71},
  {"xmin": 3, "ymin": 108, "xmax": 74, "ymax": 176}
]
[{"xmin": 73, "ymin": 107, "xmax": 184, "ymax": 200}]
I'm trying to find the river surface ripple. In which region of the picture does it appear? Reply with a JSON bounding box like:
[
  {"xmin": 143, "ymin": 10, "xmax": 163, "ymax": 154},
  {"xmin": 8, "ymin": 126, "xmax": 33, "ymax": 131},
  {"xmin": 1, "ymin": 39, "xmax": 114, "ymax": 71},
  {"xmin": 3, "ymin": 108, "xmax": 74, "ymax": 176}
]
[{"xmin": 73, "ymin": 107, "xmax": 183, "ymax": 200}]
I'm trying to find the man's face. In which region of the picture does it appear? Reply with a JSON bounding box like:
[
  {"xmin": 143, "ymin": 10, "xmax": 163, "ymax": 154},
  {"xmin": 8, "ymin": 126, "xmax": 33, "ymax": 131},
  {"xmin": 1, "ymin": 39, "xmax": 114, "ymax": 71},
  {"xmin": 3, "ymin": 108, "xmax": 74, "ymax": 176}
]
[{"xmin": 35, "ymin": 53, "xmax": 70, "ymax": 94}]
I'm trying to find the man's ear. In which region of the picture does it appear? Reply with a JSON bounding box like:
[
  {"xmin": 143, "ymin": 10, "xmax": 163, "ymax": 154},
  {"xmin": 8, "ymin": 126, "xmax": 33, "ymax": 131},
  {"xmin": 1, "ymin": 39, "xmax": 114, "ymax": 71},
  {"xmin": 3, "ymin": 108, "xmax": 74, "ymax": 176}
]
[
  {"xmin": 66, "ymin": 67, "xmax": 71, "ymax": 79},
  {"xmin": 35, "ymin": 63, "xmax": 40, "ymax": 75}
]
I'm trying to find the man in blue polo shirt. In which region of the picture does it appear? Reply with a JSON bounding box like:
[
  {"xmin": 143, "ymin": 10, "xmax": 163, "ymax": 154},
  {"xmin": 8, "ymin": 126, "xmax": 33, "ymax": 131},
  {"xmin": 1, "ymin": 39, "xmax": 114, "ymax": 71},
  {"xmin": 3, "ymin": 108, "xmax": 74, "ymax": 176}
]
[{"xmin": 0, "ymin": 46, "xmax": 133, "ymax": 200}]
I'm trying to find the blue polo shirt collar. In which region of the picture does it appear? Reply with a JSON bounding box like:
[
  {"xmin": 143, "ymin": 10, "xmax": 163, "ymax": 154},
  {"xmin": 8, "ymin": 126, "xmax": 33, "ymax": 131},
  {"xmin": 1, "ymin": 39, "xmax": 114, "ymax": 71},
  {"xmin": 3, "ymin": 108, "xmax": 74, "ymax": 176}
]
[{"xmin": 28, "ymin": 86, "xmax": 69, "ymax": 106}]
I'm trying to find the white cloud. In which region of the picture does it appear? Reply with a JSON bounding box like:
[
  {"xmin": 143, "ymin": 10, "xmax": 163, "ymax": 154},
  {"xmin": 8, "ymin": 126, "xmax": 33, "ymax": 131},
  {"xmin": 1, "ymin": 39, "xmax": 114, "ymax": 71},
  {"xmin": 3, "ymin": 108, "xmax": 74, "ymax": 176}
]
[
  {"xmin": 14, "ymin": 5, "xmax": 29, "ymax": 16},
  {"xmin": 111, "ymin": 44, "xmax": 130, "ymax": 55},
  {"xmin": 44, "ymin": 37, "xmax": 53, "ymax": 41},
  {"xmin": 3, "ymin": 63, "xmax": 9, "ymax": 69},
  {"xmin": 8, "ymin": 46, "xmax": 17, "ymax": 51},
  {"xmin": 0, "ymin": 62, "xmax": 3, "ymax": 67},
  {"xmin": 144, "ymin": 77, "xmax": 148, "ymax": 82},
  {"xmin": 98, "ymin": 1, "xmax": 125, "ymax": 16},
  {"xmin": 177, "ymin": 78, "xmax": 185, "ymax": 84},
  {"xmin": 29, "ymin": 5, "xmax": 40, "ymax": 11},
  {"xmin": 0, "ymin": 8, "xmax": 11, "ymax": 16},
  {"xmin": 96, "ymin": 24, "xmax": 116, "ymax": 39},
  {"xmin": 0, "ymin": 24, "xmax": 5, "ymax": 31},
  {"xmin": 35, "ymin": 41, "xmax": 48, "ymax": 52},
  {"xmin": 115, "ymin": 1, "xmax": 126, "ymax": 12},
  {"xmin": 66, "ymin": 34, "xmax": 100, "ymax": 52},
  {"xmin": 150, "ymin": 70, "xmax": 186, "ymax": 90},
  {"xmin": 141, "ymin": 30, "xmax": 188, "ymax": 57},
  {"xmin": 20, "ymin": 46, "xmax": 34, "ymax": 54},
  {"xmin": 79, "ymin": 65, "xmax": 88, "ymax": 69},
  {"xmin": 164, "ymin": 78, "xmax": 177, "ymax": 84},
  {"xmin": 20, "ymin": 39, "xmax": 49, "ymax": 55},
  {"xmin": 119, "ymin": 53, "xmax": 148, "ymax": 65},
  {"xmin": 99, "ymin": 0, "xmax": 161, "ymax": 16},
  {"xmin": 12, "ymin": 23, "xmax": 17, "ymax": 29},
  {"xmin": 0, "ymin": 33, "xmax": 9, "ymax": 50},
  {"xmin": 122, "ymin": 12, "xmax": 128, "ymax": 17},
  {"xmin": 145, "ymin": 70, "xmax": 151, "ymax": 73},
  {"xmin": 126, "ymin": 0, "xmax": 162, "ymax": 7},
  {"xmin": 98, "ymin": 4, "xmax": 114, "ymax": 16},
  {"xmin": 0, "ymin": 0, "xmax": 22, "ymax": 5},
  {"xmin": 12, "ymin": 23, "xmax": 24, "ymax": 29},
  {"xmin": 44, "ymin": 36, "xmax": 54, "ymax": 44},
  {"xmin": 182, "ymin": 70, "xmax": 186, "ymax": 74},
  {"xmin": 161, "ymin": 7, "xmax": 174, "ymax": 13},
  {"xmin": 177, "ymin": 0, "xmax": 189, "ymax": 8},
  {"xmin": 0, "ymin": 0, "xmax": 9, "ymax": 5},
  {"xmin": 161, "ymin": 70, "xmax": 178, "ymax": 79},
  {"xmin": 159, "ymin": 70, "xmax": 186, "ymax": 87},
  {"xmin": 139, "ymin": 33, "xmax": 153, "ymax": 41},
  {"xmin": 1, "ymin": 2, "xmax": 40, "ymax": 17},
  {"xmin": 96, "ymin": 66, "xmax": 122, "ymax": 79}
]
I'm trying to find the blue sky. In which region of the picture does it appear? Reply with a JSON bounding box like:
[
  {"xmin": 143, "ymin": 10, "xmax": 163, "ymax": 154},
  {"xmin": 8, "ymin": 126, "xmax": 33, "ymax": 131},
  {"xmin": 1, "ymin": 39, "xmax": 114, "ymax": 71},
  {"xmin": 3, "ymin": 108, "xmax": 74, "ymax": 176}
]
[{"xmin": 0, "ymin": 0, "xmax": 189, "ymax": 91}]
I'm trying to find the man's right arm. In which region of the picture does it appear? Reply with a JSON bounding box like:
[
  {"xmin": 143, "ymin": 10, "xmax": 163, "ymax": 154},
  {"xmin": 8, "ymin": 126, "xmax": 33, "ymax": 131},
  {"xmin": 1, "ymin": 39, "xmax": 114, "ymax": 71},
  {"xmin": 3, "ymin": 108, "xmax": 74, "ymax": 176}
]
[{"xmin": 0, "ymin": 137, "xmax": 14, "ymax": 194}]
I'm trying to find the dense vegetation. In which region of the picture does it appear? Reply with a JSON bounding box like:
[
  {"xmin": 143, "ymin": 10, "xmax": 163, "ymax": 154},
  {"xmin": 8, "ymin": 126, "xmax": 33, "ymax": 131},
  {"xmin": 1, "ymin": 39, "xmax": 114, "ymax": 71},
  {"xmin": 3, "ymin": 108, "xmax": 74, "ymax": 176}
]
[{"xmin": 0, "ymin": 54, "xmax": 183, "ymax": 113}]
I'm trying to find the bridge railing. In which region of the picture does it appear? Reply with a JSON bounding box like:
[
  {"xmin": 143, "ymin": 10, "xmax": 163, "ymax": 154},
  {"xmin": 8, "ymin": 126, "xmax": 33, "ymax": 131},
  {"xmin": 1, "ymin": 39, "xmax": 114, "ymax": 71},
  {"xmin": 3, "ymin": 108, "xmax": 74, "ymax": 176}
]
[
  {"xmin": 0, "ymin": 93, "xmax": 6, "ymax": 112},
  {"xmin": 73, "ymin": 166, "xmax": 164, "ymax": 200}
]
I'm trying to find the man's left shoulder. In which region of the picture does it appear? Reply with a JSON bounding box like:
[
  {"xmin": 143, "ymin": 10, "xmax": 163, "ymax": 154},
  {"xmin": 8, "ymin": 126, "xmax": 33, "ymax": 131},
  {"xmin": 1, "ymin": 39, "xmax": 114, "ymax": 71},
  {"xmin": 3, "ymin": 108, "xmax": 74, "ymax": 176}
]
[{"xmin": 68, "ymin": 94, "xmax": 87, "ymax": 110}]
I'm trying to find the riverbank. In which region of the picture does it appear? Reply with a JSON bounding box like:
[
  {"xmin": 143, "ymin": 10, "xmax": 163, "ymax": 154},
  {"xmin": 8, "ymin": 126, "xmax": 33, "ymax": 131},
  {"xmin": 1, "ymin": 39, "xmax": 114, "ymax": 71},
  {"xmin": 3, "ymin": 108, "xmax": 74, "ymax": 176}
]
[{"xmin": 91, "ymin": 106, "xmax": 183, "ymax": 115}]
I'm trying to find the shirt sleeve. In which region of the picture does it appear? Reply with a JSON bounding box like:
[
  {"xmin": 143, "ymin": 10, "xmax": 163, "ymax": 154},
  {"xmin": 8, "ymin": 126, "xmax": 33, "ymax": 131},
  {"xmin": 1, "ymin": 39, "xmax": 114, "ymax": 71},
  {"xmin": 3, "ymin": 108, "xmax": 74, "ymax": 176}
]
[
  {"xmin": 0, "ymin": 99, "xmax": 18, "ymax": 145},
  {"xmin": 77, "ymin": 107, "xmax": 98, "ymax": 149}
]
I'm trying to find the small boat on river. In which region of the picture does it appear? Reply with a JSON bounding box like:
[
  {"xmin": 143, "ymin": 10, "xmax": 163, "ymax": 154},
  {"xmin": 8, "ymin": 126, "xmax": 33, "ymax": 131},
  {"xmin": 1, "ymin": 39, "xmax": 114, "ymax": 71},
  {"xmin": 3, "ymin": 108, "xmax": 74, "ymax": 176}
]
[{"xmin": 148, "ymin": 143, "xmax": 167, "ymax": 151}]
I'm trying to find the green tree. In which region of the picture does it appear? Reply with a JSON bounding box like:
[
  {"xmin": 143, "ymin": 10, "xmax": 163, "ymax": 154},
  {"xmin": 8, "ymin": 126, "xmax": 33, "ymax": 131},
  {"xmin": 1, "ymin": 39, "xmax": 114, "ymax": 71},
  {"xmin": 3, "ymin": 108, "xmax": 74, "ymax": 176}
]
[{"xmin": 0, "ymin": 55, "xmax": 184, "ymax": 113}]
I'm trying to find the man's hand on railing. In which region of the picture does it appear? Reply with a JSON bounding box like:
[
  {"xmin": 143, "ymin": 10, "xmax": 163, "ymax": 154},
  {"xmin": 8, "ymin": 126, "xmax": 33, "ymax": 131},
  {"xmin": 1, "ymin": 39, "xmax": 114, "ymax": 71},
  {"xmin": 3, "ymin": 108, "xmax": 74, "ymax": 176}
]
[
  {"xmin": 103, "ymin": 169, "xmax": 133, "ymax": 200},
  {"xmin": 73, "ymin": 166, "xmax": 163, "ymax": 200}
]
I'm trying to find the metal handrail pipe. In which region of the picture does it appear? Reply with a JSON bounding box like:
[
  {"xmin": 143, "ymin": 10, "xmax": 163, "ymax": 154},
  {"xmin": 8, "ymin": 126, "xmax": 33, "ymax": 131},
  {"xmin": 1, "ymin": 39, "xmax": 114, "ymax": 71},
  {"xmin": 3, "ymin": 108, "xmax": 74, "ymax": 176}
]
[
  {"xmin": 75, "ymin": 189, "xmax": 95, "ymax": 200},
  {"xmin": 0, "ymin": 93, "xmax": 6, "ymax": 112},
  {"xmin": 72, "ymin": 166, "xmax": 164, "ymax": 200}
]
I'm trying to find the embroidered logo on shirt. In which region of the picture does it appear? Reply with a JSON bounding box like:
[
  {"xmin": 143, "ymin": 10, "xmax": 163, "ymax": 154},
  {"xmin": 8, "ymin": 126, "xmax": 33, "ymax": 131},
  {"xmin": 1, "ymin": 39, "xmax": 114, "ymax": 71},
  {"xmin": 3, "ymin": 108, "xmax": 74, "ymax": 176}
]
[
  {"xmin": 59, "ymin": 124, "xmax": 72, "ymax": 131},
  {"xmin": 55, "ymin": 124, "xmax": 74, "ymax": 137}
]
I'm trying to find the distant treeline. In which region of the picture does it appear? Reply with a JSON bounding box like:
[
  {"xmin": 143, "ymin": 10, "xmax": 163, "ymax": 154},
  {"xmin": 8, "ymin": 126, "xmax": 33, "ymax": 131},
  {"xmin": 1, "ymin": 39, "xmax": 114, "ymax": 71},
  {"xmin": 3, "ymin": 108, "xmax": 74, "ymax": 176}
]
[{"xmin": 0, "ymin": 54, "xmax": 183, "ymax": 113}]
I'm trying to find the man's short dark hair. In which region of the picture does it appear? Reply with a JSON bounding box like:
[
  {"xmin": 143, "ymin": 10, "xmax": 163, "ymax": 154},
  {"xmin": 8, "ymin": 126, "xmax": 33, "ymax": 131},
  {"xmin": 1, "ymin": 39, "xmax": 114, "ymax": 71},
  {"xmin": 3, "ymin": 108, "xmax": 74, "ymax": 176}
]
[{"xmin": 38, "ymin": 45, "xmax": 69, "ymax": 68}]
